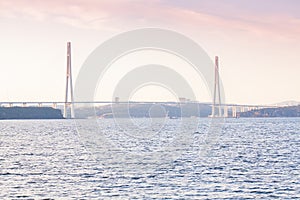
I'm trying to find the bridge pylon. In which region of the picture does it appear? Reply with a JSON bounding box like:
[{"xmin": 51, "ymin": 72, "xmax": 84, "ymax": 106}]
[
  {"xmin": 64, "ymin": 42, "xmax": 75, "ymax": 118},
  {"xmin": 211, "ymin": 56, "xmax": 222, "ymax": 117}
]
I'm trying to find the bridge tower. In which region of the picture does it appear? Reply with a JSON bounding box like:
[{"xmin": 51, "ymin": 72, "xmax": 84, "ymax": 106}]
[
  {"xmin": 64, "ymin": 42, "xmax": 75, "ymax": 118},
  {"xmin": 211, "ymin": 56, "xmax": 222, "ymax": 117}
]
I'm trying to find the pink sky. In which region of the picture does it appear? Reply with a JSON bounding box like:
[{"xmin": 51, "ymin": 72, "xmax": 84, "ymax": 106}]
[
  {"xmin": 0, "ymin": 0, "xmax": 299, "ymax": 104},
  {"xmin": 1, "ymin": 0, "xmax": 300, "ymax": 39}
]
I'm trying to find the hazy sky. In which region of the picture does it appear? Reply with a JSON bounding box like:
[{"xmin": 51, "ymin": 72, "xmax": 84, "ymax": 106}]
[{"xmin": 0, "ymin": 0, "xmax": 299, "ymax": 105}]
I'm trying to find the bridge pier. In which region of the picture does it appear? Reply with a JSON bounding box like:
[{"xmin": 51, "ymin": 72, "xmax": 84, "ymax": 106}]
[
  {"xmin": 232, "ymin": 106, "xmax": 237, "ymax": 118},
  {"xmin": 240, "ymin": 106, "xmax": 245, "ymax": 113},
  {"xmin": 223, "ymin": 106, "xmax": 228, "ymax": 117}
]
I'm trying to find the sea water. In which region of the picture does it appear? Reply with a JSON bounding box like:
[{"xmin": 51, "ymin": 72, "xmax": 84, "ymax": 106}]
[{"xmin": 0, "ymin": 118, "xmax": 299, "ymax": 199}]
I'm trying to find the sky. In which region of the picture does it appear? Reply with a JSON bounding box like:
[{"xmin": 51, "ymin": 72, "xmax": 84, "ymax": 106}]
[{"xmin": 0, "ymin": 0, "xmax": 299, "ymax": 105}]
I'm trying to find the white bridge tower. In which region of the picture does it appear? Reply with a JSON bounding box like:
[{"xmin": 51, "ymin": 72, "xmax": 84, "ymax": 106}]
[
  {"xmin": 63, "ymin": 42, "xmax": 75, "ymax": 118},
  {"xmin": 211, "ymin": 56, "xmax": 222, "ymax": 117}
]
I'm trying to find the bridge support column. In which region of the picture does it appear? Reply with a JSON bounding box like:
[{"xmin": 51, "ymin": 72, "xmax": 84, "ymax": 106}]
[
  {"xmin": 232, "ymin": 106, "xmax": 237, "ymax": 118},
  {"xmin": 223, "ymin": 106, "xmax": 228, "ymax": 117},
  {"xmin": 241, "ymin": 106, "xmax": 245, "ymax": 113}
]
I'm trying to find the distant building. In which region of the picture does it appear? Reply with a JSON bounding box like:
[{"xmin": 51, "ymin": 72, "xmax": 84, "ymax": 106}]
[
  {"xmin": 179, "ymin": 97, "xmax": 186, "ymax": 102},
  {"xmin": 179, "ymin": 97, "xmax": 190, "ymax": 103}
]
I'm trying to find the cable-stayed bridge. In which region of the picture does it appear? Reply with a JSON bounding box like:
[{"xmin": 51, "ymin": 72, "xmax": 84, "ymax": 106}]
[{"xmin": 0, "ymin": 42, "xmax": 280, "ymax": 118}]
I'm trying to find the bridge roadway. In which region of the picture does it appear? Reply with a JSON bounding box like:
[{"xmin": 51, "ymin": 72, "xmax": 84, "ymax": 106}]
[
  {"xmin": 0, "ymin": 101, "xmax": 279, "ymax": 118},
  {"xmin": 0, "ymin": 101, "xmax": 277, "ymax": 107}
]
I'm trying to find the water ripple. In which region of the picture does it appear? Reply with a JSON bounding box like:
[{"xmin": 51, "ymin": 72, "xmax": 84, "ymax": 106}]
[{"xmin": 0, "ymin": 118, "xmax": 299, "ymax": 199}]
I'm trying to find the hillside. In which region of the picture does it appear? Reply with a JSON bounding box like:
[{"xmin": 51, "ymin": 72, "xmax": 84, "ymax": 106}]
[
  {"xmin": 240, "ymin": 105, "xmax": 300, "ymax": 117},
  {"xmin": 0, "ymin": 107, "xmax": 64, "ymax": 119},
  {"xmin": 74, "ymin": 103, "xmax": 212, "ymax": 118}
]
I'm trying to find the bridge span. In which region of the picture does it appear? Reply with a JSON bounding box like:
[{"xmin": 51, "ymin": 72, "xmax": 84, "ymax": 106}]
[
  {"xmin": 0, "ymin": 43, "xmax": 280, "ymax": 118},
  {"xmin": 0, "ymin": 101, "xmax": 279, "ymax": 118}
]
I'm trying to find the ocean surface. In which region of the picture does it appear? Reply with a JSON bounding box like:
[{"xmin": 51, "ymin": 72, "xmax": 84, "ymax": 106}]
[{"xmin": 0, "ymin": 118, "xmax": 299, "ymax": 199}]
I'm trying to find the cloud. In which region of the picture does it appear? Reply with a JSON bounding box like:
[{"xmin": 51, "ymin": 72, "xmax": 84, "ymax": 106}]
[
  {"xmin": 159, "ymin": 0, "xmax": 300, "ymax": 40},
  {"xmin": 1, "ymin": 0, "xmax": 300, "ymax": 39}
]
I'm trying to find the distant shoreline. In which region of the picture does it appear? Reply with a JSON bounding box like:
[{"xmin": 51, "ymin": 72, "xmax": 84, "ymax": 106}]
[
  {"xmin": 1, "ymin": 105, "xmax": 299, "ymax": 120},
  {"xmin": 0, "ymin": 107, "xmax": 64, "ymax": 120}
]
